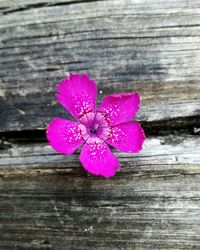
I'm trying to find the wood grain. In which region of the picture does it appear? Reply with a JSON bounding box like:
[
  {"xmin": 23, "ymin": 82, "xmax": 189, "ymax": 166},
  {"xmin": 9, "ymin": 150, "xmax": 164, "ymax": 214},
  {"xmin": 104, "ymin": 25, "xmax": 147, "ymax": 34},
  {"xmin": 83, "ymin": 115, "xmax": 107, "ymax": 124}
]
[
  {"xmin": 0, "ymin": 136, "xmax": 200, "ymax": 249},
  {"xmin": 0, "ymin": 0, "xmax": 200, "ymax": 131},
  {"xmin": 1, "ymin": 1, "xmax": 200, "ymax": 249}
]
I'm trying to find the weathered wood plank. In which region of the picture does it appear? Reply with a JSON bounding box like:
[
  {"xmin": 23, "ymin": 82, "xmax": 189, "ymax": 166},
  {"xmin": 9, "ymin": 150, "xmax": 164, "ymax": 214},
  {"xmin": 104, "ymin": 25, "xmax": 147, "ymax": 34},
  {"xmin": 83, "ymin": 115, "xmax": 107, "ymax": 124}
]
[
  {"xmin": 0, "ymin": 1, "xmax": 200, "ymax": 248},
  {"xmin": 0, "ymin": 136, "xmax": 200, "ymax": 249},
  {"xmin": 0, "ymin": 0, "xmax": 200, "ymax": 131},
  {"xmin": 0, "ymin": 135, "xmax": 200, "ymax": 173}
]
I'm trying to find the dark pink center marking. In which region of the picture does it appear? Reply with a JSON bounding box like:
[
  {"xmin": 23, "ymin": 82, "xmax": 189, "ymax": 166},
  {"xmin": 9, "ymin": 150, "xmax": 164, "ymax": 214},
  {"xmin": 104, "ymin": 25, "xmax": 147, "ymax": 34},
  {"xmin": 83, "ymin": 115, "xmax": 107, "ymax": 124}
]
[{"xmin": 79, "ymin": 111, "xmax": 112, "ymax": 141}]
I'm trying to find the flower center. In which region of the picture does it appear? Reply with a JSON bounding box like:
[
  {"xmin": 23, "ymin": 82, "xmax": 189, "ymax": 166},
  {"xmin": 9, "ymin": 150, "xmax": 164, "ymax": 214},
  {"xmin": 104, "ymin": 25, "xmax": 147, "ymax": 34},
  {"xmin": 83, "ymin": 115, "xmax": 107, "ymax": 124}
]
[
  {"xmin": 90, "ymin": 123, "xmax": 99, "ymax": 135},
  {"xmin": 90, "ymin": 128, "xmax": 96, "ymax": 134},
  {"xmin": 79, "ymin": 111, "xmax": 112, "ymax": 141}
]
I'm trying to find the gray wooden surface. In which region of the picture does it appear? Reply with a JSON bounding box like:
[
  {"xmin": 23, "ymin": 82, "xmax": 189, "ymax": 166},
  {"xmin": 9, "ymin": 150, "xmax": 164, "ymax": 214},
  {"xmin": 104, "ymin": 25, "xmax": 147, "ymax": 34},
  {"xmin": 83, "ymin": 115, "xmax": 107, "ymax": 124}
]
[
  {"xmin": 1, "ymin": 0, "xmax": 200, "ymax": 131},
  {"xmin": 0, "ymin": 0, "xmax": 200, "ymax": 249},
  {"xmin": 0, "ymin": 136, "xmax": 200, "ymax": 249}
]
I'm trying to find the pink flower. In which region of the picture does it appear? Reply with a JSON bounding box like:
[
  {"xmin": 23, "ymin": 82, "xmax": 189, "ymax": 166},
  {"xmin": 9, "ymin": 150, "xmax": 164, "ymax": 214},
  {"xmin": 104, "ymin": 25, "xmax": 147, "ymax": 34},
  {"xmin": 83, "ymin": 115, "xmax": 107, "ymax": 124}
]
[{"xmin": 46, "ymin": 73, "xmax": 145, "ymax": 178}]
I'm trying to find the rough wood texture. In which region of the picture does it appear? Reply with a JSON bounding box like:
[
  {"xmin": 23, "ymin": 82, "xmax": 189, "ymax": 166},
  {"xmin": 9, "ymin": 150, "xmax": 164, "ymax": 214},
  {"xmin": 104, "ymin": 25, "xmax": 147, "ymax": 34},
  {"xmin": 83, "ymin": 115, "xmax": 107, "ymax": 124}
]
[
  {"xmin": 1, "ymin": 0, "xmax": 200, "ymax": 249},
  {"xmin": 0, "ymin": 0, "xmax": 200, "ymax": 131},
  {"xmin": 0, "ymin": 136, "xmax": 200, "ymax": 249}
]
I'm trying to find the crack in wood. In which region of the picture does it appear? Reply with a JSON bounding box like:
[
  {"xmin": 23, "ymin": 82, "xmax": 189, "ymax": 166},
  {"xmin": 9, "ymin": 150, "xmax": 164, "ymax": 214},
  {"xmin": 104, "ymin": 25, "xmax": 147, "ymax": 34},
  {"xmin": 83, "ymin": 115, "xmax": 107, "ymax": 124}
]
[
  {"xmin": 2, "ymin": 0, "xmax": 104, "ymax": 15},
  {"xmin": 0, "ymin": 116, "xmax": 199, "ymax": 145}
]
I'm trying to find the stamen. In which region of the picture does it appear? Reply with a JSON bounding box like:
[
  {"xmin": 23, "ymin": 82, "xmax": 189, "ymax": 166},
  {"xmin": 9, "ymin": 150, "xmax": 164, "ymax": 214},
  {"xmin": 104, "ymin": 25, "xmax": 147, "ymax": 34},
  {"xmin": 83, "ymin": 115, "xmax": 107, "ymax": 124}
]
[{"xmin": 79, "ymin": 111, "xmax": 111, "ymax": 139}]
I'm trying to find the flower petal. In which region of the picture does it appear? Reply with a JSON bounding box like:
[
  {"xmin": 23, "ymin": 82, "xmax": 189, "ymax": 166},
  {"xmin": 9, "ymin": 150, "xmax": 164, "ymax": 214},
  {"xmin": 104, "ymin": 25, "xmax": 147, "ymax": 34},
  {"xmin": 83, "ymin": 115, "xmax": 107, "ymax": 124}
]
[
  {"xmin": 80, "ymin": 136, "xmax": 120, "ymax": 178},
  {"xmin": 106, "ymin": 122, "xmax": 145, "ymax": 153},
  {"xmin": 98, "ymin": 92, "xmax": 140, "ymax": 126},
  {"xmin": 46, "ymin": 118, "xmax": 84, "ymax": 155},
  {"xmin": 56, "ymin": 73, "xmax": 97, "ymax": 119}
]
